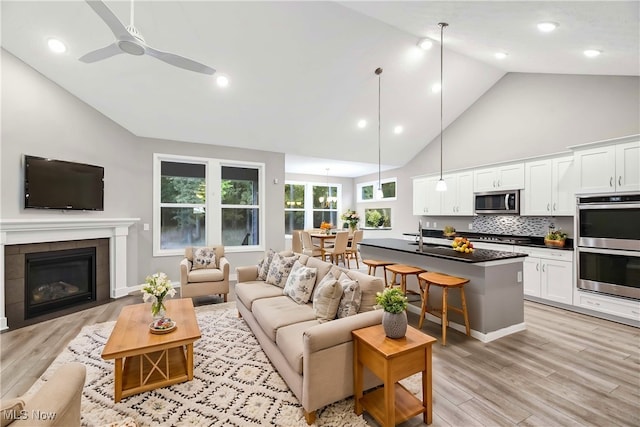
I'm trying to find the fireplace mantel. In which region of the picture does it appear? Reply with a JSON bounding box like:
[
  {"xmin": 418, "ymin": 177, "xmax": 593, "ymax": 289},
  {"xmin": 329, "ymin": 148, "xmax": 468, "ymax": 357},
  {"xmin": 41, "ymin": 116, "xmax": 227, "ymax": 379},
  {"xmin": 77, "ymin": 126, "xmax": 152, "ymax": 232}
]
[{"xmin": 0, "ymin": 217, "xmax": 139, "ymax": 330}]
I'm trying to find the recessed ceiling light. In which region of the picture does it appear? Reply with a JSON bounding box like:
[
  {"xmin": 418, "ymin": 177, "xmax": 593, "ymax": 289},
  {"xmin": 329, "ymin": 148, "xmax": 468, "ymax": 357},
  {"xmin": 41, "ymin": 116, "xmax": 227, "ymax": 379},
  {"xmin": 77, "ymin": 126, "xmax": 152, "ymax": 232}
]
[
  {"xmin": 495, "ymin": 52, "xmax": 508, "ymax": 59},
  {"xmin": 394, "ymin": 126, "xmax": 403, "ymax": 134},
  {"xmin": 417, "ymin": 38, "xmax": 433, "ymax": 50},
  {"xmin": 583, "ymin": 49, "xmax": 602, "ymax": 58},
  {"xmin": 537, "ymin": 22, "xmax": 558, "ymax": 33},
  {"xmin": 431, "ymin": 83, "xmax": 441, "ymax": 93},
  {"xmin": 216, "ymin": 75, "xmax": 229, "ymax": 87},
  {"xmin": 357, "ymin": 119, "xmax": 367, "ymax": 129},
  {"xmin": 47, "ymin": 38, "xmax": 67, "ymax": 53}
]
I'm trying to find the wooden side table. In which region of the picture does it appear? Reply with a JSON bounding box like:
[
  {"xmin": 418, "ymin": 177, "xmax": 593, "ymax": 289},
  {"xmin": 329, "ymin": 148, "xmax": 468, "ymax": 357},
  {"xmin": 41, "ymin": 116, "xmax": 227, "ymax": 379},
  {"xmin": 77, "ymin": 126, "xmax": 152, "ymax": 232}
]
[{"xmin": 352, "ymin": 324, "xmax": 437, "ymax": 426}]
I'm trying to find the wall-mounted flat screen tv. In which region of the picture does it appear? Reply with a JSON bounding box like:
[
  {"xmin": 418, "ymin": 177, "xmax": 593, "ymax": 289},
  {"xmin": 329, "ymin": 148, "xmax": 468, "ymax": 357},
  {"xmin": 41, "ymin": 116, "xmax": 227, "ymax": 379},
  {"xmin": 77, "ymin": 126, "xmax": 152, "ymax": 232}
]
[{"xmin": 24, "ymin": 155, "xmax": 104, "ymax": 211}]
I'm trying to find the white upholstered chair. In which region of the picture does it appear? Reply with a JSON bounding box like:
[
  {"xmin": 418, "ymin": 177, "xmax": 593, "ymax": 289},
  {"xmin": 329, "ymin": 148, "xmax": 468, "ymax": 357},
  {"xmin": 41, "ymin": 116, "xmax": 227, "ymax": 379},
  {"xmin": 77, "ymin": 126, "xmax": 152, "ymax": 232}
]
[
  {"xmin": 291, "ymin": 230, "xmax": 303, "ymax": 253},
  {"xmin": 180, "ymin": 245, "xmax": 230, "ymax": 302},
  {"xmin": 345, "ymin": 229, "xmax": 364, "ymax": 269},
  {"xmin": 301, "ymin": 231, "xmax": 323, "ymax": 258},
  {"xmin": 323, "ymin": 231, "xmax": 349, "ymax": 266}
]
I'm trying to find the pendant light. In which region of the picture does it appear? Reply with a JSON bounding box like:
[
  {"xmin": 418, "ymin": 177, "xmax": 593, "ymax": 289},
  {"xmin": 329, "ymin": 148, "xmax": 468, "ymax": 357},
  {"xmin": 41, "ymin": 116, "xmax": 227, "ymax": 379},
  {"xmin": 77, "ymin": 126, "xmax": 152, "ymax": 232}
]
[
  {"xmin": 375, "ymin": 67, "xmax": 384, "ymax": 199},
  {"xmin": 435, "ymin": 22, "xmax": 448, "ymax": 192}
]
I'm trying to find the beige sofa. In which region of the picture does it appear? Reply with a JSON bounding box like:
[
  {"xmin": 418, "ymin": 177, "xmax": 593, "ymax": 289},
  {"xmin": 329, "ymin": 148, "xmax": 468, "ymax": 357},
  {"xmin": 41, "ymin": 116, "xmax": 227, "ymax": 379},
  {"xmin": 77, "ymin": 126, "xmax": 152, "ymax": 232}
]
[{"xmin": 235, "ymin": 252, "xmax": 384, "ymax": 424}]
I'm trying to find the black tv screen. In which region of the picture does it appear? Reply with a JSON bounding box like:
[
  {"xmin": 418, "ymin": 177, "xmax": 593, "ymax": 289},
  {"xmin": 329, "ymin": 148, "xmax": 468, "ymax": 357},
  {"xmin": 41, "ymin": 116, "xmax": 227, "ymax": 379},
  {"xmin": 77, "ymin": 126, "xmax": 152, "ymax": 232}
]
[{"xmin": 24, "ymin": 155, "xmax": 104, "ymax": 211}]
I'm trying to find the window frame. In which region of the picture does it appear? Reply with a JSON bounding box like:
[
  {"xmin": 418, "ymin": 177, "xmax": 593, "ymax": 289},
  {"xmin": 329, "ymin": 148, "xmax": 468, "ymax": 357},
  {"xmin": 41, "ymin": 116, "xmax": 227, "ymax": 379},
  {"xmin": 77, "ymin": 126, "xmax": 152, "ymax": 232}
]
[
  {"xmin": 284, "ymin": 180, "xmax": 342, "ymax": 236},
  {"xmin": 153, "ymin": 153, "xmax": 265, "ymax": 257},
  {"xmin": 357, "ymin": 177, "xmax": 397, "ymax": 202}
]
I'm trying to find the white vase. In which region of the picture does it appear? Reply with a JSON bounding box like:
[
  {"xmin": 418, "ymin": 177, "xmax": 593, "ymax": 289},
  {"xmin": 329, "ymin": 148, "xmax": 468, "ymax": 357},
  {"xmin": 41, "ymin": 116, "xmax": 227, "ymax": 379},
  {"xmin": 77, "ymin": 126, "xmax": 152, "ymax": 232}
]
[{"xmin": 382, "ymin": 310, "xmax": 407, "ymax": 339}]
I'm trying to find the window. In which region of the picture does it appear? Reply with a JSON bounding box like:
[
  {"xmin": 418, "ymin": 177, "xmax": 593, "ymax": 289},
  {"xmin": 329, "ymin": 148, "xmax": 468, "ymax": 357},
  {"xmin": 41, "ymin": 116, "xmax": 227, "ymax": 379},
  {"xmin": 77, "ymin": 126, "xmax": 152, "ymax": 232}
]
[
  {"xmin": 357, "ymin": 178, "xmax": 397, "ymax": 202},
  {"xmin": 284, "ymin": 184, "xmax": 305, "ymax": 235},
  {"xmin": 154, "ymin": 154, "xmax": 264, "ymax": 256},
  {"xmin": 364, "ymin": 208, "xmax": 392, "ymax": 228},
  {"xmin": 283, "ymin": 181, "xmax": 341, "ymax": 234}
]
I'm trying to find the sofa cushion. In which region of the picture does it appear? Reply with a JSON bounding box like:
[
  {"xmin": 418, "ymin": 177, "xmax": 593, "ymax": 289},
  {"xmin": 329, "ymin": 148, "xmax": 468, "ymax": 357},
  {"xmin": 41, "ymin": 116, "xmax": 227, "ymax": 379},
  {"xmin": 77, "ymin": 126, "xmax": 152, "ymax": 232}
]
[
  {"xmin": 192, "ymin": 247, "xmax": 217, "ymax": 270},
  {"xmin": 304, "ymin": 257, "xmax": 335, "ymax": 300},
  {"xmin": 336, "ymin": 272, "xmax": 361, "ymax": 318},
  {"xmin": 282, "ymin": 261, "xmax": 317, "ymax": 304},
  {"xmin": 275, "ymin": 319, "xmax": 320, "ymax": 374},
  {"xmin": 266, "ymin": 253, "xmax": 300, "ymax": 288},
  {"xmin": 257, "ymin": 249, "xmax": 277, "ymax": 280},
  {"xmin": 345, "ymin": 270, "xmax": 384, "ymax": 312},
  {"xmin": 312, "ymin": 272, "xmax": 343, "ymax": 322},
  {"xmin": 187, "ymin": 268, "xmax": 224, "ymax": 283},
  {"xmin": 1, "ymin": 398, "xmax": 24, "ymax": 427},
  {"xmin": 235, "ymin": 281, "xmax": 285, "ymax": 310},
  {"xmin": 252, "ymin": 296, "xmax": 317, "ymax": 341}
]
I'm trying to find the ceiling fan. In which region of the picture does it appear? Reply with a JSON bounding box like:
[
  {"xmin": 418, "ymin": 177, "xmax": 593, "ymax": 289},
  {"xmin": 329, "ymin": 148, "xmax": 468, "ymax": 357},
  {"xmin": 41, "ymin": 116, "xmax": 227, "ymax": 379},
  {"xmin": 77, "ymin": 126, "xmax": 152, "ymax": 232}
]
[{"xmin": 79, "ymin": 0, "xmax": 215, "ymax": 75}]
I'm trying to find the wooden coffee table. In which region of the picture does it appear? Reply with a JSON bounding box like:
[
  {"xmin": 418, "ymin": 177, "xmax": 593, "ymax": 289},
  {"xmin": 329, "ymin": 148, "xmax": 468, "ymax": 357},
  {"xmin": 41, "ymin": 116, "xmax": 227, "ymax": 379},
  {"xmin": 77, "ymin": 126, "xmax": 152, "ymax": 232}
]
[{"xmin": 101, "ymin": 298, "xmax": 201, "ymax": 402}]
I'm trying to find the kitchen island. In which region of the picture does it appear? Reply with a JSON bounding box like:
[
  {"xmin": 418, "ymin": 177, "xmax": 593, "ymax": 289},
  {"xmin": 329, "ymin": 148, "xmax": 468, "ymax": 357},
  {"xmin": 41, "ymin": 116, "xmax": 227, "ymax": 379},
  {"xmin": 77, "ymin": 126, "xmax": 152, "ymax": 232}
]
[{"xmin": 359, "ymin": 238, "xmax": 528, "ymax": 342}]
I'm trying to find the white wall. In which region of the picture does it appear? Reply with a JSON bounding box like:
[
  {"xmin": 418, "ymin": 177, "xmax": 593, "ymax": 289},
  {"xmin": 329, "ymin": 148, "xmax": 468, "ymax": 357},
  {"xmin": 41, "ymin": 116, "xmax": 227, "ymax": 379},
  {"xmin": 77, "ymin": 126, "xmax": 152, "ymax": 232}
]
[
  {"xmin": 1, "ymin": 50, "xmax": 286, "ymax": 288},
  {"xmin": 355, "ymin": 72, "xmax": 640, "ymax": 237}
]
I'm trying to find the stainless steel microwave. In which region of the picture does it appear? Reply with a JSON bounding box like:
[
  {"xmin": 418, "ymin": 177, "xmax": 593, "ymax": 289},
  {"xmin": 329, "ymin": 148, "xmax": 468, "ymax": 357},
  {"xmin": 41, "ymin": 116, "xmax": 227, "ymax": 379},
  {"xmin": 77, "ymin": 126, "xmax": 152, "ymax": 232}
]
[{"xmin": 474, "ymin": 191, "xmax": 520, "ymax": 214}]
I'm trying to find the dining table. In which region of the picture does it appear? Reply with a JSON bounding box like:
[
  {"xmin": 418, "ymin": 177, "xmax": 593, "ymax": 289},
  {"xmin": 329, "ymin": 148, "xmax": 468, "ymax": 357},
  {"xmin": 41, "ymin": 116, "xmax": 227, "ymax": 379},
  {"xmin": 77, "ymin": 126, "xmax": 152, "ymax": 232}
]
[{"xmin": 310, "ymin": 232, "xmax": 353, "ymax": 255}]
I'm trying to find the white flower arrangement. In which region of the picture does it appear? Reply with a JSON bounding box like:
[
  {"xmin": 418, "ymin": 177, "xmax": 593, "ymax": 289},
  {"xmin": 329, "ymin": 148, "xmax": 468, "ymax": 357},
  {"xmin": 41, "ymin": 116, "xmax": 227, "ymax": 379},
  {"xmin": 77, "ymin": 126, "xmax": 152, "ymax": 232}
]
[{"xmin": 141, "ymin": 272, "xmax": 176, "ymax": 316}]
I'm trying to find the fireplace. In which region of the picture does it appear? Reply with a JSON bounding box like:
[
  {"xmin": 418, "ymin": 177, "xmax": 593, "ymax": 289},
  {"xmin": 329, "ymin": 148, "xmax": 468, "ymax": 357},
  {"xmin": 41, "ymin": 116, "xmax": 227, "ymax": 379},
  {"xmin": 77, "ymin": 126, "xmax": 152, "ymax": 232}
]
[{"xmin": 25, "ymin": 247, "xmax": 96, "ymax": 319}]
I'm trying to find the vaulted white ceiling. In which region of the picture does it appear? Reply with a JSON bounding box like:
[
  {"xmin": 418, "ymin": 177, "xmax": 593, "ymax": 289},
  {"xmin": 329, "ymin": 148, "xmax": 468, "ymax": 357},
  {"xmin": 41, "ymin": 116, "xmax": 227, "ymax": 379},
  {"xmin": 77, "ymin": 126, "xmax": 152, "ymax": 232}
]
[{"xmin": 2, "ymin": 1, "xmax": 638, "ymax": 177}]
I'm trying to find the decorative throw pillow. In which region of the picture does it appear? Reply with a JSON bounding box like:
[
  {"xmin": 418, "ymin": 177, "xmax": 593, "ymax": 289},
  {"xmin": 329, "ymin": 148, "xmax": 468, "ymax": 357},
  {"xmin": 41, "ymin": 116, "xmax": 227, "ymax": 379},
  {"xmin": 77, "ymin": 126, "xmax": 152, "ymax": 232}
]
[
  {"xmin": 1, "ymin": 398, "xmax": 25, "ymax": 427},
  {"xmin": 192, "ymin": 247, "xmax": 217, "ymax": 270},
  {"xmin": 257, "ymin": 249, "xmax": 277, "ymax": 280},
  {"xmin": 266, "ymin": 253, "xmax": 300, "ymax": 288},
  {"xmin": 336, "ymin": 272, "xmax": 362, "ymax": 318},
  {"xmin": 283, "ymin": 260, "xmax": 317, "ymax": 304},
  {"xmin": 312, "ymin": 272, "xmax": 343, "ymax": 322}
]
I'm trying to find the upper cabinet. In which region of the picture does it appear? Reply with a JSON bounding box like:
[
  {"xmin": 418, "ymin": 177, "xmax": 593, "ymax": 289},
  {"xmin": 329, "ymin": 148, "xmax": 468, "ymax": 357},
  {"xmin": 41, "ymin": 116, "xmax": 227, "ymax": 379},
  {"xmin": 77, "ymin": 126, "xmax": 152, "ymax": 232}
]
[
  {"xmin": 441, "ymin": 171, "xmax": 474, "ymax": 216},
  {"xmin": 412, "ymin": 176, "xmax": 441, "ymax": 216},
  {"xmin": 574, "ymin": 138, "xmax": 640, "ymax": 194},
  {"xmin": 523, "ymin": 156, "xmax": 575, "ymax": 216},
  {"xmin": 473, "ymin": 163, "xmax": 525, "ymax": 192}
]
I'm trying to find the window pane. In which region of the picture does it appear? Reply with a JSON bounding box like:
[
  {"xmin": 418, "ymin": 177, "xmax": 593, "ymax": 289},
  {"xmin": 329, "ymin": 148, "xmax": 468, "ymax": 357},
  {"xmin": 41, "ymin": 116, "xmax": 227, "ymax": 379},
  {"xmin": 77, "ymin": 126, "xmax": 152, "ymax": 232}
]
[
  {"xmin": 313, "ymin": 211, "xmax": 337, "ymax": 228},
  {"xmin": 313, "ymin": 185, "xmax": 338, "ymax": 209},
  {"xmin": 361, "ymin": 185, "xmax": 374, "ymax": 200},
  {"xmin": 160, "ymin": 207, "xmax": 206, "ymax": 249},
  {"xmin": 365, "ymin": 208, "xmax": 391, "ymax": 228},
  {"xmin": 161, "ymin": 162, "xmax": 206, "ymax": 204},
  {"xmin": 222, "ymin": 208, "xmax": 259, "ymax": 246},
  {"xmin": 284, "ymin": 184, "xmax": 305, "ymax": 209},
  {"xmin": 221, "ymin": 166, "xmax": 258, "ymax": 205},
  {"xmin": 382, "ymin": 181, "xmax": 396, "ymax": 198},
  {"xmin": 285, "ymin": 211, "xmax": 305, "ymax": 234}
]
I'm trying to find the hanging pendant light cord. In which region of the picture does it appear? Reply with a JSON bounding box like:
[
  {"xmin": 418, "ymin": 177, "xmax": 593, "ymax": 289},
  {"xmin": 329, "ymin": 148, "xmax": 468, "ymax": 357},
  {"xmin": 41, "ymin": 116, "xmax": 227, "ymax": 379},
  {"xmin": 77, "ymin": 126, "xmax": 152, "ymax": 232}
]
[
  {"xmin": 439, "ymin": 22, "xmax": 447, "ymax": 181},
  {"xmin": 376, "ymin": 67, "xmax": 383, "ymax": 193}
]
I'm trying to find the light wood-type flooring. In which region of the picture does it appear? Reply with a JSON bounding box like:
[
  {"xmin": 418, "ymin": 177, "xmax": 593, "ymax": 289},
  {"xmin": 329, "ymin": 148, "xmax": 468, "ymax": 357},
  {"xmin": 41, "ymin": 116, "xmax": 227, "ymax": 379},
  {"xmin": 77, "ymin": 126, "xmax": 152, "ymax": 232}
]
[{"xmin": 1, "ymin": 286, "xmax": 638, "ymax": 426}]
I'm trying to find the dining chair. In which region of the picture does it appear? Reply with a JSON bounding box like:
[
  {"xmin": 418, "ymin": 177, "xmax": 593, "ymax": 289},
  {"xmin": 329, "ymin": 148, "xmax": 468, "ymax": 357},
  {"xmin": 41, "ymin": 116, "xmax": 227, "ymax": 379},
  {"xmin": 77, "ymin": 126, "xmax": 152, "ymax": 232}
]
[
  {"xmin": 345, "ymin": 229, "xmax": 363, "ymax": 269},
  {"xmin": 291, "ymin": 230, "xmax": 303, "ymax": 253},
  {"xmin": 301, "ymin": 231, "xmax": 323, "ymax": 258},
  {"xmin": 323, "ymin": 231, "xmax": 349, "ymax": 266}
]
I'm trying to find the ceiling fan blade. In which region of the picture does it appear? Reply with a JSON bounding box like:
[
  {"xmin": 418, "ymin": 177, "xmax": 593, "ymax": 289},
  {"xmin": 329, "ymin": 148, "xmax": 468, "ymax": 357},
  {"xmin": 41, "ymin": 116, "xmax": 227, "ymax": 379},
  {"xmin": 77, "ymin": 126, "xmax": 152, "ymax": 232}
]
[
  {"xmin": 85, "ymin": 0, "xmax": 134, "ymax": 41},
  {"xmin": 79, "ymin": 43, "xmax": 123, "ymax": 63},
  {"xmin": 145, "ymin": 46, "xmax": 216, "ymax": 75}
]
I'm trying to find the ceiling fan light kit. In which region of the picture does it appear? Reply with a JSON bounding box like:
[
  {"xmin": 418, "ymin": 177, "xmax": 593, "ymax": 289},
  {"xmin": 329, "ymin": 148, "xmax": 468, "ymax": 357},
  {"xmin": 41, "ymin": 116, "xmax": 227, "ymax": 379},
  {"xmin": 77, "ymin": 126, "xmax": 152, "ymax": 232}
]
[{"xmin": 80, "ymin": 0, "xmax": 216, "ymax": 75}]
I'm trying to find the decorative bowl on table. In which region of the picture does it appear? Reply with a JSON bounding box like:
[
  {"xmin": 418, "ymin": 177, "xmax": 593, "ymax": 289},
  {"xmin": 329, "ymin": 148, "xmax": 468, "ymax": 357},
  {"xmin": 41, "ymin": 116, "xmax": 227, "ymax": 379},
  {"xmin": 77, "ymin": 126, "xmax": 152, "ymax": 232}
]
[{"xmin": 149, "ymin": 318, "xmax": 177, "ymax": 334}]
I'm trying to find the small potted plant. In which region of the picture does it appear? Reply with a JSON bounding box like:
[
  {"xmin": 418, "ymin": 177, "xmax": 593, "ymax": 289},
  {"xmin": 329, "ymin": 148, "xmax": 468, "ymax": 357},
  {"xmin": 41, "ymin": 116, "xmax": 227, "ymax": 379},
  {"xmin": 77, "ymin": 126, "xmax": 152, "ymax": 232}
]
[
  {"xmin": 375, "ymin": 288, "xmax": 408, "ymax": 338},
  {"xmin": 443, "ymin": 225, "xmax": 456, "ymax": 238},
  {"xmin": 544, "ymin": 228, "xmax": 568, "ymax": 248}
]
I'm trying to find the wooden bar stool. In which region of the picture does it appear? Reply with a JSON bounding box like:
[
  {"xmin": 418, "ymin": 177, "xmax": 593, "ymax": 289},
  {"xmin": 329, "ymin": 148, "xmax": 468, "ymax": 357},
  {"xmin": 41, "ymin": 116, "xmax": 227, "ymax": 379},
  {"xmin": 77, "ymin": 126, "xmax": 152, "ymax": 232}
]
[
  {"xmin": 362, "ymin": 259, "xmax": 395, "ymax": 286},
  {"xmin": 386, "ymin": 264, "xmax": 425, "ymax": 295},
  {"xmin": 418, "ymin": 271, "xmax": 470, "ymax": 346}
]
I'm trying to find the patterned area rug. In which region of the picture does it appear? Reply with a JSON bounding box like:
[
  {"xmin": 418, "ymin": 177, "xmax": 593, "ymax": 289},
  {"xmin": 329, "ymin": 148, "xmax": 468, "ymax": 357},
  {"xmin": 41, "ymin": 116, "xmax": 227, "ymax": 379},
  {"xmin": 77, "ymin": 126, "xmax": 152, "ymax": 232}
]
[{"xmin": 28, "ymin": 306, "xmax": 370, "ymax": 427}]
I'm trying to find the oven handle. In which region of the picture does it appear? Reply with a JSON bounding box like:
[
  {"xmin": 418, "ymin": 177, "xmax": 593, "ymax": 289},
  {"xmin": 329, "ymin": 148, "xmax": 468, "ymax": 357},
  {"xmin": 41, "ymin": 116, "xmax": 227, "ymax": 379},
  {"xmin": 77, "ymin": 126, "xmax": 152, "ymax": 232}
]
[
  {"xmin": 578, "ymin": 203, "xmax": 640, "ymax": 210},
  {"xmin": 578, "ymin": 247, "xmax": 640, "ymax": 257}
]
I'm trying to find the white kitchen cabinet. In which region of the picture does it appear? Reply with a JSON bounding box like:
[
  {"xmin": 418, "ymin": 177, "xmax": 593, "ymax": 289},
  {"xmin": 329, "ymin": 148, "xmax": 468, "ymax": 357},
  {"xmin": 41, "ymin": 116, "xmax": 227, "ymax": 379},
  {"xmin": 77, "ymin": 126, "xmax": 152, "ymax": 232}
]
[
  {"xmin": 515, "ymin": 246, "xmax": 573, "ymax": 304},
  {"xmin": 441, "ymin": 171, "xmax": 473, "ymax": 216},
  {"xmin": 574, "ymin": 139, "xmax": 640, "ymax": 194},
  {"xmin": 473, "ymin": 163, "xmax": 525, "ymax": 192},
  {"xmin": 413, "ymin": 176, "xmax": 441, "ymax": 216},
  {"xmin": 574, "ymin": 291, "xmax": 640, "ymax": 322},
  {"xmin": 523, "ymin": 156, "xmax": 574, "ymax": 216}
]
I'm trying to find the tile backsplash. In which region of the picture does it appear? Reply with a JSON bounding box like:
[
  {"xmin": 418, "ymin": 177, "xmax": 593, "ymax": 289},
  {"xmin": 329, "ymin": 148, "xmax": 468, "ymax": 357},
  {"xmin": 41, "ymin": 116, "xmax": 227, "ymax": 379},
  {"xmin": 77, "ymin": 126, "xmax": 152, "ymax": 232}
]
[{"xmin": 472, "ymin": 216, "xmax": 573, "ymax": 237}]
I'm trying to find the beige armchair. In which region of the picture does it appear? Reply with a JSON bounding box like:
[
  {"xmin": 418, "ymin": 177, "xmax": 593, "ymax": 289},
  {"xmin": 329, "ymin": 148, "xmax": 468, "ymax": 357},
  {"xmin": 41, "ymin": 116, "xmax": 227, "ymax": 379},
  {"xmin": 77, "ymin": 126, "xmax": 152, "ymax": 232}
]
[
  {"xmin": 1, "ymin": 362, "xmax": 85, "ymax": 427},
  {"xmin": 180, "ymin": 245, "xmax": 230, "ymax": 302}
]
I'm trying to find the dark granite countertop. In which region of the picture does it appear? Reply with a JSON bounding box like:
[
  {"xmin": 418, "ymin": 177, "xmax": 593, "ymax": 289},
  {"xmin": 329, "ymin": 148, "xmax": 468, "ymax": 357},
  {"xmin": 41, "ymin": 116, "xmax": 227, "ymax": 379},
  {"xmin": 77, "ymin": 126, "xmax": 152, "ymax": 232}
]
[
  {"xmin": 360, "ymin": 238, "xmax": 527, "ymax": 264},
  {"xmin": 403, "ymin": 230, "xmax": 574, "ymax": 251}
]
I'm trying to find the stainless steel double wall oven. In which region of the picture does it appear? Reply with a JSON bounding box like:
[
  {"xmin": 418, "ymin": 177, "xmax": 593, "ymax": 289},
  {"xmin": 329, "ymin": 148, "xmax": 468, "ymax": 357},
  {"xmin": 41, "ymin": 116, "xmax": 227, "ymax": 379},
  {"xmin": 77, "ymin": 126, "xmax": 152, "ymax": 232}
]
[{"xmin": 576, "ymin": 193, "xmax": 640, "ymax": 300}]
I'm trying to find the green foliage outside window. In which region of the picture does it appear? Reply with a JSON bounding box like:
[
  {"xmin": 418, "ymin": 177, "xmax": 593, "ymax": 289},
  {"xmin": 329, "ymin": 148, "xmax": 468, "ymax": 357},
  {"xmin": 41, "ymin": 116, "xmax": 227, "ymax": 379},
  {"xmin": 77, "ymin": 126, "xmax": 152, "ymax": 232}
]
[{"xmin": 365, "ymin": 208, "xmax": 391, "ymax": 228}]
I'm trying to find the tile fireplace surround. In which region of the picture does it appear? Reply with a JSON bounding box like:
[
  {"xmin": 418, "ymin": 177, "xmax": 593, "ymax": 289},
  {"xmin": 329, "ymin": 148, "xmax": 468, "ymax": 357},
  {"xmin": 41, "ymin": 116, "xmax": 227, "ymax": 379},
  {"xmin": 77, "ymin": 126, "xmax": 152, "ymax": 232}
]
[{"xmin": 0, "ymin": 218, "xmax": 138, "ymax": 331}]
